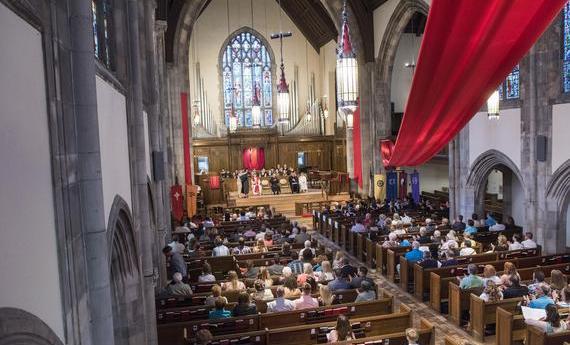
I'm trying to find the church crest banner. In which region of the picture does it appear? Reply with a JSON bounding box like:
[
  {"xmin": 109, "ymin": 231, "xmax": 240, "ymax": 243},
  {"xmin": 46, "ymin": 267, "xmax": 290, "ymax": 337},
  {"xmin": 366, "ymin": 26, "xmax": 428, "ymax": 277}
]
[
  {"xmin": 386, "ymin": 171, "xmax": 398, "ymax": 201},
  {"xmin": 374, "ymin": 174, "xmax": 386, "ymax": 201}
]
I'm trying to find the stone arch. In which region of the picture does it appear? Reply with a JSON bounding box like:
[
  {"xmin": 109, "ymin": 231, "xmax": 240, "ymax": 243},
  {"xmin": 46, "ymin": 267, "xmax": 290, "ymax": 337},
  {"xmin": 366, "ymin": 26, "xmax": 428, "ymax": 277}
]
[
  {"xmin": 106, "ymin": 195, "xmax": 144, "ymax": 345},
  {"xmin": 373, "ymin": 0, "xmax": 429, "ymax": 170},
  {"xmin": 465, "ymin": 150, "xmax": 525, "ymax": 224},
  {"xmin": 0, "ymin": 307, "xmax": 63, "ymax": 345},
  {"xmin": 546, "ymin": 160, "xmax": 570, "ymax": 253}
]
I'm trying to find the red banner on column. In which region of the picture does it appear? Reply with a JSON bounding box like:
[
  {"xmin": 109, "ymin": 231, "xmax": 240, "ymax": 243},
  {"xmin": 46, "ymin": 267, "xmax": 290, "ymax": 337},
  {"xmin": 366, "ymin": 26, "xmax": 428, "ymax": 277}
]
[
  {"xmin": 181, "ymin": 92, "xmax": 192, "ymax": 185},
  {"xmin": 170, "ymin": 184, "xmax": 184, "ymax": 222}
]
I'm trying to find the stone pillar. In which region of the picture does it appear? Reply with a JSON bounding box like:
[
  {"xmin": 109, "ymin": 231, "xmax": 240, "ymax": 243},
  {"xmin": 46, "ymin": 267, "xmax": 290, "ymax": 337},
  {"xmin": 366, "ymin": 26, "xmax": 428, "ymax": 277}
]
[
  {"xmin": 167, "ymin": 64, "xmax": 185, "ymax": 184},
  {"xmin": 69, "ymin": 0, "xmax": 115, "ymax": 344},
  {"xmin": 154, "ymin": 19, "xmax": 171, "ymax": 288},
  {"xmin": 502, "ymin": 169, "xmax": 513, "ymax": 218},
  {"xmin": 126, "ymin": 0, "xmax": 157, "ymax": 343}
]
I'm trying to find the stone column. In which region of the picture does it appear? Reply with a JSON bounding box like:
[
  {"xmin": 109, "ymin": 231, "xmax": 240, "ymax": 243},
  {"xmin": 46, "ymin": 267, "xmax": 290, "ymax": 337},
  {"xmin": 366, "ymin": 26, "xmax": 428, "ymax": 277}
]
[
  {"xmin": 167, "ymin": 64, "xmax": 185, "ymax": 183},
  {"xmin": 126, "ymin": 0, "xmax": 157, "ymax": 343},
  {"xmin": 502, "ymin": 169, "xmax": 513, "ymax": 218},
  {"xmin": 69, "ymin": 0, "xmax": 115, "ymax": 344},
  {"xmin": 154, "ymin": 19, "xmax": 171, "ymax": 288}
]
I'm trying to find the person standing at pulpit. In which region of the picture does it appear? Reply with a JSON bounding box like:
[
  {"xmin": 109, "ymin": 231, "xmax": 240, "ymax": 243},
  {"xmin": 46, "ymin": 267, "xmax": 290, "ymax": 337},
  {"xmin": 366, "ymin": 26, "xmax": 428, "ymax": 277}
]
[
  {"xmin": 289, "ymin": 171, "xmax": 300, "ymax": 193},
  {"xmin": 239, "ymin": 170, "xmax": 249, "ymax": 198},
  {"xmin": 270, "ymin": 174, "xmax": 281, "ymax": 195}
]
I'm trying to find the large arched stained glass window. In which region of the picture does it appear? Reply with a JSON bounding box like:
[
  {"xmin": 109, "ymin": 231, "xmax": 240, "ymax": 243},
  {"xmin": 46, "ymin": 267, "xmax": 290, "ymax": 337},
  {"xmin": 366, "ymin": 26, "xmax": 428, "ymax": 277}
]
[
  {"xmin": 222, "ymin": 31, "xmax": 273, "ymax": 128},
  {"xmin": 563, "ymin": 2, "xmax": 570, "ymax": 93}
]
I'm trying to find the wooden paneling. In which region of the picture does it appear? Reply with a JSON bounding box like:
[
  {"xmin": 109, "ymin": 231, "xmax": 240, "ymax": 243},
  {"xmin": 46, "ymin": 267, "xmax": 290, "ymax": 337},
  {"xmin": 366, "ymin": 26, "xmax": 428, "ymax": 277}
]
[{"xmin": 192, "ymin": 134, "xmax": 346, "ymax": 173}]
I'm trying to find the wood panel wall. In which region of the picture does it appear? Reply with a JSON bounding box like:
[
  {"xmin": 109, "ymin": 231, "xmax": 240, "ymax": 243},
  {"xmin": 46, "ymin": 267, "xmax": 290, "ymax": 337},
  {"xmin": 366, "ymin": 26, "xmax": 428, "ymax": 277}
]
[{"xmin": 192, "ymin": 132, "xmax": 346, "ymax": 173}]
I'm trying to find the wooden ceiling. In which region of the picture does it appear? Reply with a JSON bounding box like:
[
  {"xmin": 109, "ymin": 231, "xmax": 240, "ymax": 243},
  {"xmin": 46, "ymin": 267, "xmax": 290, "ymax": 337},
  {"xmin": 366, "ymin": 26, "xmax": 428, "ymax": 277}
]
[
  {"xmin": 163, "ymin": 0, "xmax": 388, "ymax": 63},
  {"xmin": 276, "ymin": 0, "xmax": 338, "ymax": 52}
]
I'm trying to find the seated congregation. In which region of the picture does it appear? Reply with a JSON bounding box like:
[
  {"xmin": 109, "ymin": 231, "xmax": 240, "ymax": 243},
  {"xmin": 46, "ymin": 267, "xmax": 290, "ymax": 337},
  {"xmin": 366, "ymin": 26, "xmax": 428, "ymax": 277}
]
[
  {"xmin": 315, "ymin": 196, "xmax": 570, "ymax": 344},
  {"xmin": 157, "ymin": 206, "xmax": 436, "ymax": 344}
]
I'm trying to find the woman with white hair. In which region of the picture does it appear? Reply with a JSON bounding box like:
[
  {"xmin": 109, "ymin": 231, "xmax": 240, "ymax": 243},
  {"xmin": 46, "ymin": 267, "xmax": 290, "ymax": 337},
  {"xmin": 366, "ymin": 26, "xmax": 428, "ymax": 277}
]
[
  {"xmin": 440, "ymin": 231, "xmax": 458, "ymax": 252},
  {"xmin": 382, "ymin": 232, "xmax": 399, "ymax": 248}
]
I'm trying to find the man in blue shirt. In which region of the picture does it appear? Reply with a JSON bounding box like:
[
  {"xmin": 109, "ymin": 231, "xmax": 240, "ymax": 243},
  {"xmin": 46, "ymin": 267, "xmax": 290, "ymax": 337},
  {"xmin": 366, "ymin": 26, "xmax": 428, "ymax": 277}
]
[
  {"xmin": 287, "ymin": 251, "xmax": 304, "ymax": 274},
  {"xmin": 485, "ymin": 213, "xmax": 497, "ymax": 227},
  {"xmin": 328, "ymin": 269, "xmax": 351, "ymax": 291},
  {"xmin": 528, "ymin": 285, "xmax": 555, "ymax": 309},
  {"xmin": 209, "ymin": 297, "xmax": 232, "ymax": 319},
  {"xmin": 464, "ymin": 219, "xmax": 478, "ymax": 236},
  {"xmin": 404, "ymin": 241, "xmax": 423, "ymax": 262}
]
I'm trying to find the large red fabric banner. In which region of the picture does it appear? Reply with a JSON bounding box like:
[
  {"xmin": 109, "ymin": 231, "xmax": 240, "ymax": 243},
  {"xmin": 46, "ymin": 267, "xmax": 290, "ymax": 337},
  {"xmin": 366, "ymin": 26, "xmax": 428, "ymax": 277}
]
[
  {"xmin": 352, "ymin": 106, "xmax": 362, "ymax": 188},
  {"xmin": 242, "ymin": 147, "xmax": 265, "ymax": 170},
  {"xmin": 381, "ymin": 0, "xmax": 566, "ymax": 167}
]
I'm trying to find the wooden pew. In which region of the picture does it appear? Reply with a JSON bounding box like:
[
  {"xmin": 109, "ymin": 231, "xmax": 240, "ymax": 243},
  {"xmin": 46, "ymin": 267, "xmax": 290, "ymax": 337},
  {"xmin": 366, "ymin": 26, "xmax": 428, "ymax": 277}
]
[
  {"xmin": 443, "ymin": 335, "xmax": 464, "ymax": 345},
  {"xmin": 448, "ymin": 282, "xmax": 483, "ymax": 326},
  {"xmin": 365, "ymin": 238, "xmax": 375, "ymax": 269},
  {"xmin": 495, "ymin": 306, "xmax": 527, "ymax": 345},
  {"xmin": 526, "ymin": 325, "xmax": 570, "ymax": 345},
  {"xmin": 157, "ymin": 314, "xmax": 259, "ymax": 345},
  {"xmin": 266, "ymin": 304, "xmax": 413, "ymax": 345},
  {"xmin": 469, "ymin": 295, "xmax": 523, "ymax": 341},
  {"xmin": 336, "ymin": 318, "xmax": 435, "ymax": 345},
  {"xmin": 259, "ymin": 297, "xmax": 394, "ymax": 329},
  {"xmin": 208, "ymin": 330, "xmax": 267, "ymax": 345},
  {"xmin": 386, "ymin": 247, "xmax": 411, "ymax": 282}
]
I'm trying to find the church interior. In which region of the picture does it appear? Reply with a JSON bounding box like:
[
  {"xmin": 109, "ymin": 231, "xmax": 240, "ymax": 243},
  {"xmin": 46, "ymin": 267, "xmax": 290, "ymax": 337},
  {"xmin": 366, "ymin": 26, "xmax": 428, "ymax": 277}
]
[{"xmin": 3, "ymin": 0, "xmax": 570, "ymax": 344}]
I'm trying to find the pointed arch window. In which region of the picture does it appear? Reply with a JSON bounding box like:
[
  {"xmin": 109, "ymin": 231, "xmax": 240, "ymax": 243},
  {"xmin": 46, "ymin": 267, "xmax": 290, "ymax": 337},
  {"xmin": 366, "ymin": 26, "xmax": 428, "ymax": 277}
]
[
  {"xmin": 563, "ymin": 2, "xmax": 570, "ymax": 93},
  {"xmin": 222, "ymin": 31, "xmax": 273, "ymax": 128},
  {"xmin": 92, "ymin": 0, "xmax": 115, "ymax": 71},
  {"xmin": 498, "ymin": 64, "xmax": 520, "ymax": 100}
]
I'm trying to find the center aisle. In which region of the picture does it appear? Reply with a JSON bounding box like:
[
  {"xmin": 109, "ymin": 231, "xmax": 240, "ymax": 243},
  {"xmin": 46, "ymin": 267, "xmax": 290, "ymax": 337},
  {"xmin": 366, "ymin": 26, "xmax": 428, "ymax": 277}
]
[{"xmin": 311, "ymin": 232, "xmax": 487, "ymax": 345}]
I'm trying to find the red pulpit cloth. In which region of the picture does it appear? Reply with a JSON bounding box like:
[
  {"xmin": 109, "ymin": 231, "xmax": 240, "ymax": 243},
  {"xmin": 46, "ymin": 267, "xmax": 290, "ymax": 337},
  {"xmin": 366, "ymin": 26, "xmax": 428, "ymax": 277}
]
[
  {"xmin": 170, "ymin": 184, "xmax": 184, "ymax": 222},
  {"xmin": 209, "ymin": 176, "xmax": 221, "ymax": 190},
  {"xmin": 381, "ymin": 0, "xmax": 566, "ymax": 167}
]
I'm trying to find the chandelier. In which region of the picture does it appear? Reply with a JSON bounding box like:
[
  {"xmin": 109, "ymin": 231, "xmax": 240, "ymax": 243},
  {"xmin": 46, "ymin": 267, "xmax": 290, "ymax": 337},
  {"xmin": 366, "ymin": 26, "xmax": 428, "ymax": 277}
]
[
  {"xmin": 487, "ymin": 90, "xmax": 500, "ymax": 120},
  {"xmin": 336, "ymin": 0, "xmax": 358, "ymax": 129},
  {"xmin": 277, "ymin": 62, "xmax": 290, "ymax": 124}
]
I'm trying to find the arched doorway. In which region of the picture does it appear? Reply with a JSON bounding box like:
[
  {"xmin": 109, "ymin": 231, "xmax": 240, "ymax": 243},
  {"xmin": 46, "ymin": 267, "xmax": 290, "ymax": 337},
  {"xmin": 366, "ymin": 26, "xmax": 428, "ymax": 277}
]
[
  {"xmin": 466, "ymin": 150, "xmax": 526, "ymax": 228},
  {"xmin": 546, "ymin": 160, "xmax": 570, "ymax": 253},
  {"xmin": 107, "ymin": 196, "xmax": 145, "ymax": 345},
  {"xmin": 0, "ymin": 307, "xmax": 64, "ymax": 345}
]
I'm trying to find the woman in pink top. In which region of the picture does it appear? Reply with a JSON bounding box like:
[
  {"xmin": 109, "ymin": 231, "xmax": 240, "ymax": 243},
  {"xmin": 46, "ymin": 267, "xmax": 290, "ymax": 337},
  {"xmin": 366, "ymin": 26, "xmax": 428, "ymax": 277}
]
[{"xmin": 294, "ymin": 283, "xmax": 318, "ymax": 310}]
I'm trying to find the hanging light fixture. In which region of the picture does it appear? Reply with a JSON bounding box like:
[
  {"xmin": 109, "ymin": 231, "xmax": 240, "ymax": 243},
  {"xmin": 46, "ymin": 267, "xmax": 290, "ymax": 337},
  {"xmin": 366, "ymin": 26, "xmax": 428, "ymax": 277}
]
[
  {"xmin": 336, "ymin": 0, "xmax": 358, "ymax": 129},
  {"xmin": 487, "ymin": 90, "xmax": 500, "ymax": 120},
  {"xmin": 249, "ymin": 0, "xmax": 262, "ymax": 129},
  {"xmin": 322, "ymin": 96, "xmax": 329, "ymax": 119},
  {"xmin": 192, "ymin": 100, "xmax": 201, "ymax": 127},
  {"xmin": 252, "ymin": 83, "xmax": 262, "ymax": 128},
  {"xmin": 273, "ymin": 0, "xmax": 290, "ymax": 124},
  {"xmin": 305, "ymin": 102, "xmax": 312, "ymax": 123}
]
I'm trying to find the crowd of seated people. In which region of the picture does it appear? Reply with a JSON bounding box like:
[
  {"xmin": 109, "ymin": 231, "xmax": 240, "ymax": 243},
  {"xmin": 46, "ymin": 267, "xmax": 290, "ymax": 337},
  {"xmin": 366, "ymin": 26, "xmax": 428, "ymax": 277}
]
[{"xmin": 454, "ymin": 260, "xmax": 570, "ymax": 334}]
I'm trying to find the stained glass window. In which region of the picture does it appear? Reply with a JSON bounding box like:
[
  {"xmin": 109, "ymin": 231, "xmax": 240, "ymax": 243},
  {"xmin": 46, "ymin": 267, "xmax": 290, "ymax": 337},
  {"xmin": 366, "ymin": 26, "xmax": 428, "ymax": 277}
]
[
  {"xmin": 222, "ymin": 31, "xmax": 273, "ymax": 128},
  {"xmin": 563, "ymin": 2, "xmax": 570, "ymax": 93},
  {"xmin": 92, "ymin": 0, "xmax": 114, "ymax": 71},
  {"xmin": 498, "ymin": 64, "xmax": 520, "ymax": 100}
]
